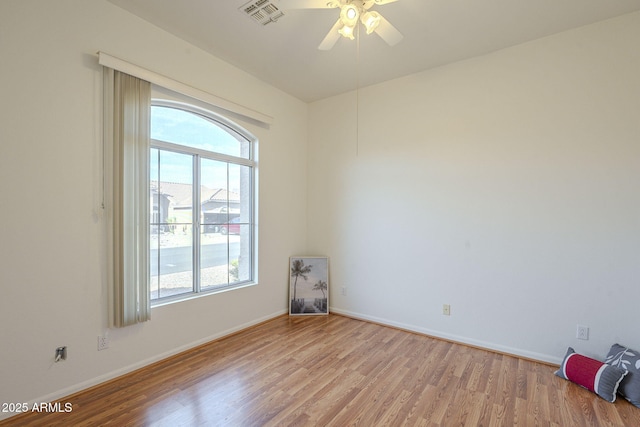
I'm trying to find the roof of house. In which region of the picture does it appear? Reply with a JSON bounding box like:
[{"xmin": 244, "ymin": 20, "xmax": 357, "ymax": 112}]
[{"xmin": 151, "ymin": 181, "xmax": 239, "ymax": 208}]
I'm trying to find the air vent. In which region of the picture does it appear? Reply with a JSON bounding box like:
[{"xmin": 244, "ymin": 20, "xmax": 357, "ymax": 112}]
[{"xmin": 239, "ymin": 0, "xmax": 284, "ymax": 26}]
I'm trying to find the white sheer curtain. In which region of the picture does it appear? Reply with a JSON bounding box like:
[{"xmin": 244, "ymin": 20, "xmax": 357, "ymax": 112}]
[{"xmin": 104, "ymin": 68, "xmax": 151, "ymax": 327}]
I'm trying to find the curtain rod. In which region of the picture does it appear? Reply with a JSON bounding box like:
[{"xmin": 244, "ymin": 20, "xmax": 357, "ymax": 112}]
[{"xmin": 97, "ymin": 51, "xmax": 273, "ymax": 126}]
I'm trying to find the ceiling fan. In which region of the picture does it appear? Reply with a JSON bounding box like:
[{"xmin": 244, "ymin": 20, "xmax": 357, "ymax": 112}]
[{"xmin": 277, "ymin": 0, "xmax": 403, "ymax": 50}]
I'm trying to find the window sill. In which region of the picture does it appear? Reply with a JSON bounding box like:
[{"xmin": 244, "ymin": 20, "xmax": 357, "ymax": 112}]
[{"xmin": 151, "ymin": 281, "xmax": 258, "ymax": 308}]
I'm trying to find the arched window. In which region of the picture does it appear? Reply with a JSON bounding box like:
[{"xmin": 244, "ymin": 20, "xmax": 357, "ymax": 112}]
[{"xmin": 149, "ymin": 99, "xmax": 256, "ymax": 301}]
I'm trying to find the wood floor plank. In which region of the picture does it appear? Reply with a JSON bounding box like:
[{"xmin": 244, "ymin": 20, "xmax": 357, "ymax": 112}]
[{"xmin": 3, "ymin": 314, "xmax": 640, "ymax": 427}]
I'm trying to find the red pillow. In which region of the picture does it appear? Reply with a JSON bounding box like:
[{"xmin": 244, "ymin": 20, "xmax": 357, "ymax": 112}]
[{"xmin": 555, "ymin": 347, "xmax": 627, "ymax": 402}]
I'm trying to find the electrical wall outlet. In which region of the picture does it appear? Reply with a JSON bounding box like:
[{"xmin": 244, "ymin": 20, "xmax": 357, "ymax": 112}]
[
  {"xmin": 98, "ymin": 335, "xmax": 109, "ymax": 351},
  {"xmin": 55, "ymin": 346, "xmax": 67, "ymax": 362},
  {"xmin": 443, "ymin": 304, "xmax": 451, "ymax": 316},
  {"xmin": 341, "ymin": 286, "xmax": 347, "ymax": 296},
  {"xmin": 576, "ymin": 324, "xmax": 589, "ymax": 340}
]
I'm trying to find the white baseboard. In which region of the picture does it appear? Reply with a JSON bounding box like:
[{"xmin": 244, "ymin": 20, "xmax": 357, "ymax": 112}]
[
  {"xmin": 0, "ymin": 309, "xmax": 287, "ymax": 422},
  {"xmin": 329, "ymin": 307, "xmax": 562, "ymax": 366}
]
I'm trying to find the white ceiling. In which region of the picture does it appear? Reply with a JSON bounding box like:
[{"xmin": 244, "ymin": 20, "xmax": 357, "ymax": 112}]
[{"xmin": 108, "ymin": 0, "xmax": 640, "ymax": 102}]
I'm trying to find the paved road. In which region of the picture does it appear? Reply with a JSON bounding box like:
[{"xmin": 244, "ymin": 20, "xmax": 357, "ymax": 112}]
[{"xmin": 150, "ymin": 242, "xmax": 240, "ymax": 276}]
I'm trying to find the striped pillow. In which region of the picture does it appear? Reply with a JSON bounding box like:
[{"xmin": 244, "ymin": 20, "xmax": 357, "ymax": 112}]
[{"xmin": 555, "ymin": 347, "xmax": 628, "ymax": 402}]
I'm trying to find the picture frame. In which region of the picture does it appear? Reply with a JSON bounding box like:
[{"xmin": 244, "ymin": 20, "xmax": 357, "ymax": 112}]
[{"xmin": 289, "ymin": 256, "xmax": 329, "ymax": 315}]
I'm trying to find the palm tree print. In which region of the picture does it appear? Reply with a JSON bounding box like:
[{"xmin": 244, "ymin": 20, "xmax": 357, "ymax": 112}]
[
  {"xmin": 291, "ymin": 259, "xmax": 312, "ymax": 302},
  {"xmin": 312, "ymin": 280, "xmax": 327, "ymax": 299}
]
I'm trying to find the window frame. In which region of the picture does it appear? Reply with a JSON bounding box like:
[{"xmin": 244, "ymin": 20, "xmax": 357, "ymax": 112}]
[{"xmin": 149, "ymin": 97, "xmax": 257, "ymax": 305}]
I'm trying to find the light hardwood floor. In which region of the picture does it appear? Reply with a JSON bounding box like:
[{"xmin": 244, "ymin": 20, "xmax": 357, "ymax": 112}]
[{"xmin": 3, "ymin": 314, "xmax": 639, "ymax": 426}]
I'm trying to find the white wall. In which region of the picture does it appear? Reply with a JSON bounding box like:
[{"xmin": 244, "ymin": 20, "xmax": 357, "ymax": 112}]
[
  {"xmin": 1, "ymin": 0, "xmax": 638, "ymax": 420},
  {"xmin": 308, "ymin": 11, "xmax": 640, "ymax": 364},
  {"xmin": 0, "ymin": 0, "xmax": 307, "ymax": 419}
]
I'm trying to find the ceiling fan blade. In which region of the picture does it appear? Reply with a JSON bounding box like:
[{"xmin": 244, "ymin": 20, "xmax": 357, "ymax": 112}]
[
  {"xmin": 277, "ymin": 0, "xmax": 337, "ymax": 9},
  {"xmin": 374, "ymin": 14, "xmax": 403, "ymax": 46},
  {"xmin": 318, "ymin": 18, "xmax": 342, "ymax": 50}
]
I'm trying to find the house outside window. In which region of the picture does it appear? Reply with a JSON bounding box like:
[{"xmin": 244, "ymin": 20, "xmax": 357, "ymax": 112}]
[{"xmin": 149, "ymin": 98, "xmax": 256, "ymax": 302}]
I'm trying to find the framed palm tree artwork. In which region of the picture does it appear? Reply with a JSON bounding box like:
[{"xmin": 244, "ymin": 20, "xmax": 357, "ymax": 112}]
[{"xmin": 289, "ymin": 256, "xmax": 329, "ymax": 315}]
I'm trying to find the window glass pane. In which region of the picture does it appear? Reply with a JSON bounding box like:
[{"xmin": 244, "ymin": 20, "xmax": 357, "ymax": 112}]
[
  {"xmin": 151, "ymin": 225, "xmax": 194, "ymax": 299},
  {"xmin": 201, "ymin": 159, "xmax": 231, "ymax": 231},
  {"xmin": 151, "ymin": 106, "xmax": 249, "ymax": 158},
  {"xmin": 150, "ymin": 149, "xmax": 194, "ymax": 300},
  {"xmin": 151, "ymin": 148, "xmax": 160, "ymax": 224},
  {"xmin": 230, "ymin": 164, "xmax": 252, "ymax": 284},
  {"xmin": 200, "ymin": 235, "xmax": 232, "ymax": 291},
  {"xmin": 234, "ymin": 224, "xmax": 252, "ymax": 283},
  {"xmin": 230, "ymin": 163, "xmax": 251, "ymax": 222},
  {"xmin": 200, "ymin": 158, "xmax": 230, "ymax": 291}
]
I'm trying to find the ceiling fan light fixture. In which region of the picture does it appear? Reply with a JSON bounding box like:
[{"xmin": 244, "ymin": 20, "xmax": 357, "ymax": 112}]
[
  {"xmin": 338, "ymin": 23, "xmax": 356, "ymax": 39},
  {"xmin": 282, "ymin": 0, "xmax": 404, "ymax": 50},
  {"xmin": 340, "ymin": 4, "xmax": 360, "ymax": 27},
  {"xmin": 361, "ymin": 11, "xmax": 381, "ymax": 34}
]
